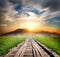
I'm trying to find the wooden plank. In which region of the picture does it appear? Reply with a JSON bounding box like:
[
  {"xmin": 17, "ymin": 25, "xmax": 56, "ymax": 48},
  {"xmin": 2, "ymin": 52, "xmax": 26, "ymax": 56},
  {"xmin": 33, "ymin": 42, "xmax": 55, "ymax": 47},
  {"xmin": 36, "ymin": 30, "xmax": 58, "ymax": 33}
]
[
  {"xmin": 4, "ymin": 37, "xmax": 59, "ymax": 57},
  {"xmin": 31, "ymin": 39, "xmax": 50, "ymax": 57}
]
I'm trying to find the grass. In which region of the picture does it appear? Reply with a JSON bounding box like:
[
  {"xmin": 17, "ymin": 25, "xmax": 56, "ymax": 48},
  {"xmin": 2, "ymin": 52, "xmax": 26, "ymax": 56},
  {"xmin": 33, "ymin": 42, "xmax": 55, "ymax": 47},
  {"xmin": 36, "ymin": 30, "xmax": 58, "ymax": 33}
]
[
  {"xmin": 34, "ymin": 35, "xmax": 60, "ymax": 55},
  {"xmin": 0, "ymin": 36, "xmax": 26, "ymax": 55}
]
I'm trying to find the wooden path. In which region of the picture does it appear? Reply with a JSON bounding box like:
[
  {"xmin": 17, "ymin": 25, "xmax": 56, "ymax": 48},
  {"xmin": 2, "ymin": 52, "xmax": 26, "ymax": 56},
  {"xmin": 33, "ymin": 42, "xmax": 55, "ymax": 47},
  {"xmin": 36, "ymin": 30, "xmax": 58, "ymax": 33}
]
[{"xmin": 3, "ymin": 37, "xmax": 59, "ymax": 57}]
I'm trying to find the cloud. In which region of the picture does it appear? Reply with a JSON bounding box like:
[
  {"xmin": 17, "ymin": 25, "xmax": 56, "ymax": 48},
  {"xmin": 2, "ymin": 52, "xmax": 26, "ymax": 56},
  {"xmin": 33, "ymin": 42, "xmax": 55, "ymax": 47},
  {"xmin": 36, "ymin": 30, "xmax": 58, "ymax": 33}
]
[
  {"xmin": 9, "ymin": 0, "xmax": 22, "ymax": 4},
  {"xmin": 0, "ymin": 0, "xmax": 8, "ymax": 7},
  {"xmin": 40, "ymin": 0, "xmax": 60, "ymax": 12},
  {"xmin": 22, "ymin": 0, "xmax": 60, "ymax": 12},
  {"xmin": 0, "ymin": 0, "xmax": 22, "ymax": 28},
  {"xmin": 0, "ymin": 0, "xmax": 60, "ymax": 32}
]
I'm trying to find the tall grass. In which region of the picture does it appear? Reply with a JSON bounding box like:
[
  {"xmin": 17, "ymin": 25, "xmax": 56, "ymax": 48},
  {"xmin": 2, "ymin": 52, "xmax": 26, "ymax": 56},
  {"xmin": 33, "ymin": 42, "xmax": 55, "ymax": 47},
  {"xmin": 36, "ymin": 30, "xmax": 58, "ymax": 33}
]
[
  {"xmin": 34, "ymin": 36, "xmax": 60, "ymax": 55},
  {"xmin": 0, "ymin": 36, "xmax": 26, "ymax": 55}
]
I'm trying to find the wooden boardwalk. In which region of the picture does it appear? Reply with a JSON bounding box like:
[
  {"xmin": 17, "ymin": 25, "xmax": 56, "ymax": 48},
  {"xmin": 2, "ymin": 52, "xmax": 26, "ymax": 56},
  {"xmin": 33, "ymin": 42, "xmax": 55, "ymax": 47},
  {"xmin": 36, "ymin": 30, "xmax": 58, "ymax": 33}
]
[{"xmin": 4, "ymin": 37, "xmax": 59, "ymax": 57}]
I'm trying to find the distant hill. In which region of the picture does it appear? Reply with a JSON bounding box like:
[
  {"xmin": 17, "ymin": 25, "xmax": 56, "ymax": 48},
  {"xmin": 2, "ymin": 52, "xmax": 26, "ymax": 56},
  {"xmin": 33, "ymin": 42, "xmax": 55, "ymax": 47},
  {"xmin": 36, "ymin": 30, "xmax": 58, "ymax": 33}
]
[
  {"xmin": 0, "ymin": 29, "xmax": 29, "ymax": 35},
  {"xmin": 0, "ymin": 29, "xmax": 60, "ymax": 36},
  {"xmin": 35, "ymin": 31, "xmax": 60, "ymax": 36}
]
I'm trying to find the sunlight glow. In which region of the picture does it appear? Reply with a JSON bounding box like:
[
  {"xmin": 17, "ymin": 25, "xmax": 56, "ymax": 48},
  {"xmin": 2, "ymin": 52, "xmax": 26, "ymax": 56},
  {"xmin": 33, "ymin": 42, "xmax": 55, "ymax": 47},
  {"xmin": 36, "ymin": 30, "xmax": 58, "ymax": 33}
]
[
  {"xmin": 18, "ymin": 21, "xmax": 40, "ymax": 31},
  {"xmin": 26, "ymin": 22, "xmax": 37, "ymax": 31}
]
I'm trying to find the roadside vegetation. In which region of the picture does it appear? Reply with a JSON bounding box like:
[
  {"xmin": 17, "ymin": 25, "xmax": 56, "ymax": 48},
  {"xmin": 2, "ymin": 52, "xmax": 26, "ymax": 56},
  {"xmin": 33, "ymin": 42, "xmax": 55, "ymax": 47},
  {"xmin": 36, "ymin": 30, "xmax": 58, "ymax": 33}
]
[
  {"xmin": 34, "ymin": 35, "xmax": 60, "ymax": 55},
  {"xmin": 0, "ymin": 36, "xmax": 26, "ymax": 55}
]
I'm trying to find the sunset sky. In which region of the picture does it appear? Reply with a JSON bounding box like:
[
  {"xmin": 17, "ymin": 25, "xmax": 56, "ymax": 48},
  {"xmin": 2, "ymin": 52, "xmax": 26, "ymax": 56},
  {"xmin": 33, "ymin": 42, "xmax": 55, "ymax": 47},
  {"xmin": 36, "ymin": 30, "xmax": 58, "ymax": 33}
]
[{"xmin": 0, "ymin": 0, "xmax": 60, "ymax": 34}]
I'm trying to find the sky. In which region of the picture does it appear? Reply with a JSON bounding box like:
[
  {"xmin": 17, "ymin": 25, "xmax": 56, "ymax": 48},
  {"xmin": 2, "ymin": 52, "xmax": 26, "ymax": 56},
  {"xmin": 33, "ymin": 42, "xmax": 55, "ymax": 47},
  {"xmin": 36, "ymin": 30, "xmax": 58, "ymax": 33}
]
[{"xmin": 0, "ymin": 0, "xmax": 60, "ymax": 34}]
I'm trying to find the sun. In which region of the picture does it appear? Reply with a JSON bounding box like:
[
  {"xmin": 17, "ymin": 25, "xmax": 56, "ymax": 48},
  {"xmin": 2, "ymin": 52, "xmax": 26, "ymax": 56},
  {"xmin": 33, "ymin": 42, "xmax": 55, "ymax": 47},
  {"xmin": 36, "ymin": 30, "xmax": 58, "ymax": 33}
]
[
  {"xmin": 19, "ymin": 22, "xmax": 40, "ymax": 32},
  {"xmin": 26, "ymin": 22, "xmax": 36, "ymax": 31},
  {"xmin": 27, "ymin": 23, "xmax": 34, "ymax": 31}
]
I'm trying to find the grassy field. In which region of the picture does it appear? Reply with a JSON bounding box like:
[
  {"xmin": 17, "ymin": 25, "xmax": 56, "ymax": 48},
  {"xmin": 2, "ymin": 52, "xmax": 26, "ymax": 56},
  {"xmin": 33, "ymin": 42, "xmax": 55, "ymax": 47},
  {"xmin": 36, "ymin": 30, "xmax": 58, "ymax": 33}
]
[
  {"xmin": 34, "ymin": 35, "xmax": 60, "ymax": 55},
  {"xmin": 0, "ymin": 36, "xmax": 26, "ymax": 55}
]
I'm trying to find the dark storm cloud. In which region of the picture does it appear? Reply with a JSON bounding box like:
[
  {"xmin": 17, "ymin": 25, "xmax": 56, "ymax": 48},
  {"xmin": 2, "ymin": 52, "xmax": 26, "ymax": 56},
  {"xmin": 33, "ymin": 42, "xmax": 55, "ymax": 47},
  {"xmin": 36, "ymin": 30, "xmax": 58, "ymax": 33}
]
[
  {"xmin": 40, "ymin": 0, "xmax": 60, "ymax": 11},
  {"xmin": 9, "ymin": 0, "xmax": 22, "ymax": 4},
  {"xmin": 0, "ymin": 0, "xmax": 22, "ymax": 7},
  {"xmin": 0, "ymin": 0, "xmax": 8, "ymax": 7}
]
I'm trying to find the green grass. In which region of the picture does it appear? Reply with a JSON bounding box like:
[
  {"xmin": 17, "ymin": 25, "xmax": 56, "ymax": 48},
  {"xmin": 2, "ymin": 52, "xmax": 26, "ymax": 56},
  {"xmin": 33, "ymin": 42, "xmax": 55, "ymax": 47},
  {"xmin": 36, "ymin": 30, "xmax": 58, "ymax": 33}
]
[
  {"xmin": 0, "ymin": 36, "xmax": 26, "ymax": 55},
  {"xmin": 34, "ymin": 36, "xmax": 60, "ymax": 55}
]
